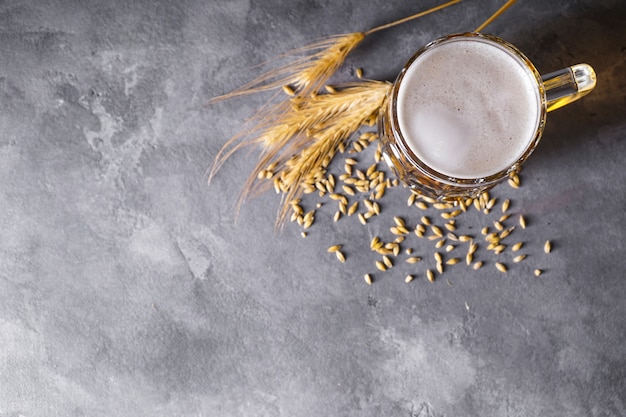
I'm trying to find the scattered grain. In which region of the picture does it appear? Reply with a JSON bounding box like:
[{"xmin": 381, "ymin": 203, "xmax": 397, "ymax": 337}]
[
  {"xmin": 544, "ymin": 240, "xmax": 551, "ymax": 254},
  {"xmin": 434, "ymin": 252, "xmax": 443, "ymax": 263},
  {"xmin": 513, "ymin": 254, "xmax": 526, "ymax": 263},
  {"xmin": 501, "ymin": 199, "xmax": 510, "ymax": 213},
  {"xmin": 495, "ymin": 262, "xmax": 507, "ymax": 273}
]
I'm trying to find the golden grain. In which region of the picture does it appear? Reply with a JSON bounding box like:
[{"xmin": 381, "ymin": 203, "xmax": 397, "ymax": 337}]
[
  {"xmin": 446, "ymin": 258, "xmax": 461, "ymax": 265},
  {"xmin": 342, "ymin": 185, "xmax": 355, "ymax": 196},
  {"xmin": 494, "ymin": 221, "xmax": 504, "ymax": 231},
  {"xmin": 347, "ymin": 201, "xmax": 358, "ymax": 216},
  {"xmin": 466, "ymin": 252, "xmax": 473, "ymax": 265},
  {"xmin": 445, "ymin": 222, "xmax": 456, "ymax": 232},
  {"xmin": 435, "ymin": 239, "xmax": 446, "ymax": 249},
  {"xmin": 534, "ymin": 269, "xmax": 542, "ymax": 276},
  {"xmin": 459, "ymin": 235, "xmax": 472, "ymax": 242},
  {"xmin": 364, "ymin": 273, "xmax": 373, "ymax": 284},
  {"xmin": 328, "ymin": 245, "xmax": 342, "ymax": 253},
  {"xmin": 508, "ymin": 178, "xmax": 519, "ymax": 189},
  {"xmin": 382, "ymin": 255, "xmax": 393, "ymax": 268},
  {"xmin": 336, "ymin": 251, "xmax": 346, "ymax": 262},
  {"xmin": 519, "ymin": 215, "xmax": 526, "ymax": 229},
  {"xmin": 416, "ymin": 201, "xmax": 429, "ymax": 210},
  {"xmin": 473, "ymin": 198, "xmax": 481, "ymax": 211},
  {"xmin": 404, "ymin": 275, "xmax": 414, "ymax": 284},
  {"xmin": 434, "ymin": 252, "xmax": 443, "ymax": 263},
  {"xmin": 405, "ymin": 248, "xmax": 413, "ymax": 255},
  {"xmin": 301, "ymin": 231, "xmax": 307, "ymax": 238},
  {"xmin": 446, "ymin": 244, "xmax": 455, "ymax": 252},
  {"xmin": 499, "ymin": 227, "xmax": 515, "ymax": 239},
  {"xmin": 431, "ymin": 225, "xmax": 443, "ymax": 237},
  {"xmin": 375, "ymin": 261, "xmax": 386, "ymax": 271},
  {"xmin": 436, "ymin": 262, "xmax": 444, "ymax": 274},
  {"xmin": 394, "ymin": 216, "xmax": 406, "ymax": 227},
  {"xmin": 421, "ymin": 216, "xmax": 431, "ymax": 226},
  {"xmin": 473, "ymin": 261, "xmax": 483, "ymax": 270},
  {"xmin": 358, "ymin": 213, "xmax": 366, "ymax": 225},
  {"xmin": 544, "ymin": 240, "xmax": 551, "ymax": 254},
  {"xmin": 513, "ymin": 254, "xmax": 526, "ymax": 263},
  {"xmin": 434, "ymin": 203, "xmax": 451, "ymax": 210},
  {"xmin": 501, "ymin": 199, "xmax": 510, "ymax": 213},
  {"xmin": 282, "ymin": 85, "xmax": 296, "ymax": 96},
  {"xmin": 427, "ymin": 269, "xmax": 435, "ymax": 282},
  {"xmin": 406, "ymin": 256, "xmax": 422, "ymax": 264},
  {"xmin": 495, "ymin": 262, "xmax": 507, "ymax": 273},
  {"xmin": 356, "ymin": 67, "xmax": 364, "ymax": 79},
  {"xmin": 511, "ymin": 242, "xmax": 523, "ymax": 252}
]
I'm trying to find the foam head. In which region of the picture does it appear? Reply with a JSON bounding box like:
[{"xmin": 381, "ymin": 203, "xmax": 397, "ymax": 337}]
[{"xmin": 395, "ymin": 36, "xmax": 542, "ymax": 179}]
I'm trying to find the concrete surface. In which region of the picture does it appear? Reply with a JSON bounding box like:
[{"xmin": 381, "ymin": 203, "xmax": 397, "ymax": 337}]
[{"xmin": 1, "ymin": 0, "xmax": 625, "ymax": 416}]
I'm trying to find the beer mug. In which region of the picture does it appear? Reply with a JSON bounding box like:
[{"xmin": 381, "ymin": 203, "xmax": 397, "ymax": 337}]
[{"xmin": 379, "ymin": 32, "xmax": 596, "ymax": 200}]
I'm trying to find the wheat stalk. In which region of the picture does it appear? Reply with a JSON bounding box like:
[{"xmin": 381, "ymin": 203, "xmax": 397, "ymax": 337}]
[
  {"xmin": 210, "ymin": 0, "xmax": 462, "ymax": 102},
  {"xmin": 475, "ymin": 0, "xmax": 517, "ymax": 32},
  {"xmin": 233, "ymin": 80, "xmax": 392, "ymax": 226}
]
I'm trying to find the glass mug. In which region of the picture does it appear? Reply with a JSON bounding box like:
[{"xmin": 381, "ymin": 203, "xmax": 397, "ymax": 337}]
[{"xmin": 379, "ymin": 32, "xmax": 596, "ymax": 200}]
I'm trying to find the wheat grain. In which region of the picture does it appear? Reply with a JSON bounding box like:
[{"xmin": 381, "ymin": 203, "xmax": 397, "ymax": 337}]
[{"xmin": 544, "ymin": 240, "xmax": 551, "ymax": 254}]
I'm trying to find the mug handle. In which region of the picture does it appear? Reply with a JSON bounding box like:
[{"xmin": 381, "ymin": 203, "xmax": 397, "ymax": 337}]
[{"xmin": 542, "ymin": 64, "xmax": 596, "ymax": 112}]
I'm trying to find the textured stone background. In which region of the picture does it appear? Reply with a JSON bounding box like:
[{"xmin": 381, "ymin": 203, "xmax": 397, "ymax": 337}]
[{"xmin": 1, "ymin": 0, "xmax": 625, "ymax": 416}]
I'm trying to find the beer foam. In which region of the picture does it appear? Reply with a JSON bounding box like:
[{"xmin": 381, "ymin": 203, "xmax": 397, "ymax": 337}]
[{"xmin": 396, "ymin": 37, "xmax": 541, "ymax": 179}]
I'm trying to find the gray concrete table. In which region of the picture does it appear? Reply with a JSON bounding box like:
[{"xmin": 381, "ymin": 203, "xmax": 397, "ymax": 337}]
[{"xmin": 1, "ymin": 0, "xmax": 625, "ymax": 416}]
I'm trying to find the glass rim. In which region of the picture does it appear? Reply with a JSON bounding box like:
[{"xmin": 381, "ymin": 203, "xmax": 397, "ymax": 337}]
[{"xmin": 389, "ymin": 32, "xmax": 548, "ymax": 186}]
